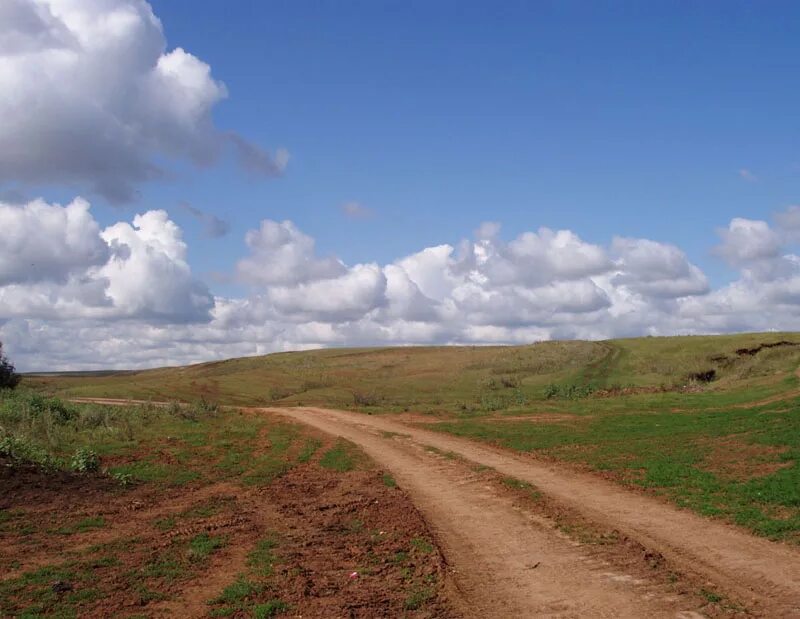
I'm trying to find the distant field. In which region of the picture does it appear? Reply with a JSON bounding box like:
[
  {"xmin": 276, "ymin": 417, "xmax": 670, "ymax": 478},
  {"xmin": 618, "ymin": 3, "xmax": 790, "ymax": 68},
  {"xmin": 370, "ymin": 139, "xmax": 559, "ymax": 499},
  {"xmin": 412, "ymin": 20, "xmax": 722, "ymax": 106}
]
[{"xmin": 24, "ymin": 332, "xmax": 800, "ymax": 542}]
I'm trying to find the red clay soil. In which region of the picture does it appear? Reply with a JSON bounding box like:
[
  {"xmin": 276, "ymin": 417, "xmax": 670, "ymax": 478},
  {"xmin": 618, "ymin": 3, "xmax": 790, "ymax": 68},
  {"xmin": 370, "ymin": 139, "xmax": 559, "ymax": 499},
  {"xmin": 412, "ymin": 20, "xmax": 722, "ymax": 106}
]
[{"xmin": 0, "ymin": 450, "xmax": 453, "ymax": 618}]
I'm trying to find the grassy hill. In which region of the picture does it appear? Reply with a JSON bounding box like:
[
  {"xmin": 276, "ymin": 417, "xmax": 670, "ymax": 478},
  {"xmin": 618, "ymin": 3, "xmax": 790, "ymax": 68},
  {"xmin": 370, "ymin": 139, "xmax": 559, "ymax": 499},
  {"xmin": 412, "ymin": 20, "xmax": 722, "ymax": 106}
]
[{"xmin": 25, "ymin": 332, "xmax": 800, "ymax": 415}]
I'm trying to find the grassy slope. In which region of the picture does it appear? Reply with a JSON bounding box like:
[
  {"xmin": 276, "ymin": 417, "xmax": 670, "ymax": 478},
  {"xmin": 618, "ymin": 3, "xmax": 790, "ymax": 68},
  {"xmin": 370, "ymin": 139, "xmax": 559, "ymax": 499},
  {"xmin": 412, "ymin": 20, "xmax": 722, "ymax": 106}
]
[{"xmin": 24, "ymin": 332, "xmax": 800, "ymax": 542}]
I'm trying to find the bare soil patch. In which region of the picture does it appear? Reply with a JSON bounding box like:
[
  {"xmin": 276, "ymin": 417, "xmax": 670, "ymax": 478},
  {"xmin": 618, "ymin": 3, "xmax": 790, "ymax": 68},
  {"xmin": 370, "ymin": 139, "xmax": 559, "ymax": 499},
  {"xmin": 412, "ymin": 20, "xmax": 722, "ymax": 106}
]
[
  {"xmin": 1, "ymin": 433, "xmax": 452, "ymax": 618},
  {"xmin": 699, "ymin": 439, "xmax": 792, "ymax": 481}
]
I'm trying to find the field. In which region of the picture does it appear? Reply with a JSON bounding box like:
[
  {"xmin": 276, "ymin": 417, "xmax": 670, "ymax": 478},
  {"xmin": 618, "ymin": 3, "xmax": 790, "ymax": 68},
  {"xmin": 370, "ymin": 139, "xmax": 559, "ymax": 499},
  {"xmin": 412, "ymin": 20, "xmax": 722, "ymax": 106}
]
[
  {"xmin": 10, "ymin": 332, "xmax": 800, "ymax": 616},
  {"xmin": 0, "ymin": 393, "xmax": 450, "ymax": 618},
  {"xmin": 27, "ymin": 332, "xmax": 800, "ymax": 543}
]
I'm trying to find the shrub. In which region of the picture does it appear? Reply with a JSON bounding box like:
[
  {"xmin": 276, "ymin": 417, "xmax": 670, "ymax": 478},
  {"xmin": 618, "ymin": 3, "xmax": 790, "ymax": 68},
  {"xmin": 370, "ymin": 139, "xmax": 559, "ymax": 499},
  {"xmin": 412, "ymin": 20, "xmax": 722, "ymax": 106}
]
[
  {"xmin": 352, "ymin": 391, "xmax": 379, "ymax": 406},
  {"xmin": 0, "ymin": 342, "xmax": 20, "ymax": 390},
  {"xmin": 71, "ymin": 448, "xmax": 100, "ymax": 473},
  {"xmin": 543, "ymin": 383, "xmax": 595, "ymax": 400},
  {"xmin": 0, "ymin": 435, "xmax": 61, "ymax": 469}
]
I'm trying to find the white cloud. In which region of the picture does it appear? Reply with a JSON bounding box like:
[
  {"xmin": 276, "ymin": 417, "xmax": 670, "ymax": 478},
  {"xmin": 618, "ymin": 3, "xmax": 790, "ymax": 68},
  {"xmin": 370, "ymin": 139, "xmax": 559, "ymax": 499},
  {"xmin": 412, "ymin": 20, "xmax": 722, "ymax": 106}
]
[
  {"xmin": 236, "ymin": 219, "xmax": 346, "ymax": 287},
  {"xmin": 611, "ymin": 237, "xmax": 709, "ymax": 299},
  {"xmin": 714, "ymin": 218, "xmax": 783, "ymax": 267},
  {"xmin": 7, "ymin": 206, "xmax": 800, "ymax": 370},
  {"xmin": 0, "ymin": 198, "xmax": 212, "ymax": 323},
  {"xmin": 98, "ymin": 210, "xmax": 214, "ymax": 321},
  {"xmin": 775, "ymin": 205, "xmax": 800, "ymax": 242},
  {"xmin": 0, "ymin": 197, "xmax": 108, "ymax": 285},
  {"xmin": 268, "ymin": 263, "xmax": 387, "ymax": 321},
  {"xmin": 476, "ymin": 228, "xmax": 612, "ymax": 287},
  {"xmin": 0, "ymin": 0, "xmax": 285, "ymax": 203}
]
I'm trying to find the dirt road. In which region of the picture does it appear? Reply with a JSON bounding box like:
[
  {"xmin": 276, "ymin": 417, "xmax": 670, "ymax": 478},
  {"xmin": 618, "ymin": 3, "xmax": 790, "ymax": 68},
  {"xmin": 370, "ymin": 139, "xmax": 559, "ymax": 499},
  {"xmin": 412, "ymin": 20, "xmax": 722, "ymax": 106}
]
[{"xmin": 266, "ymin": 406, "xmax": 800, "ymax": 618}]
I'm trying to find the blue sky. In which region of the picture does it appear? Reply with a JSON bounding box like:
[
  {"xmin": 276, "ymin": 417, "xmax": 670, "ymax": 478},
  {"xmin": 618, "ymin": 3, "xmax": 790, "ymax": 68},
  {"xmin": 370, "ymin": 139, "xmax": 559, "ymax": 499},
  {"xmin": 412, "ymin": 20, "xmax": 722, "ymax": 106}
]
[
  {"xmin": 3, "ymin": 0, "xmax": 800, "ymax": 369},
  {"xmin": 139, "ymin": 0, "xmax": 800, "ymax": 290}
]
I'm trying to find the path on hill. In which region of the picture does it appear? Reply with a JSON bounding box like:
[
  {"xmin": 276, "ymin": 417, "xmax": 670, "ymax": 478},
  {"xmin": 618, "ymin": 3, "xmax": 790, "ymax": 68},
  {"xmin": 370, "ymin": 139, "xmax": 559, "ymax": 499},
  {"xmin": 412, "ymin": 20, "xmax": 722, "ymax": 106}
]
[{"xmin": 266, "ymin": 406, "xmax": 800, "ymax": 618}]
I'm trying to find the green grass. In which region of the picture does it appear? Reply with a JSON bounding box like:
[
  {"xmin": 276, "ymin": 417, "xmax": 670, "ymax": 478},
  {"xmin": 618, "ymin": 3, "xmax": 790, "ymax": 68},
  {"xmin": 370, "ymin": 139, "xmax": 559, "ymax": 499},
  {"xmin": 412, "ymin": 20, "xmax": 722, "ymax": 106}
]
[
  {"xmin": 247, "ymin": 536, "xmax": 279, "ymax": 577},
  {"xmin": 319, "ymin": 438, "xmax": 362, "ymax": 472},
  {"xmin": 188, "ymin": 533, "xmax": 225, "ymax": 561},
  {"xmin": 382, "ymin": 472, "xmax": 397, "ymax": 487},
  {"xmin": 55, "ymin": 516, "xmax": 105, "ymax": 536},
  {"xmin": 208, "ymin": 535, "xmax": 287, "ymax": 617},
  {"xmin": 435, "ymin": 397, "xmax": 800, "ymax": 541},
  {"xmin": 404, "ymin": 585, "xmax": 435, "ymax": 610}
]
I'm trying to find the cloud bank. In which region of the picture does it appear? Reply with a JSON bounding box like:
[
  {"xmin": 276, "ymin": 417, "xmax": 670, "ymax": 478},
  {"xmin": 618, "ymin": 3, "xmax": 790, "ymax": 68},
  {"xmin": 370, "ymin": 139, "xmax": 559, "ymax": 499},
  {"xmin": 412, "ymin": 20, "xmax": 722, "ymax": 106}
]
[{"xmin": 3, "ymin": 198, "xmax": 800, "ymax": 370}]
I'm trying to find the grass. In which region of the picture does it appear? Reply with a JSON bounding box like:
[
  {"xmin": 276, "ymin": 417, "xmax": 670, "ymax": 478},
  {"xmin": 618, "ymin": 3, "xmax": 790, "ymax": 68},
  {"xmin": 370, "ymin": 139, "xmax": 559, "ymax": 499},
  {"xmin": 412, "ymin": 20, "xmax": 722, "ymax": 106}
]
[
  {"xmin": 55, "ymin": 516, "xmax": 105, "ymax": 536},
  {"xmin": 0, "ymin": 392, "xmax": 352, "ymax": 616},
  {"xmin": 382, "ymin": 472, "xmax": 398, "ymax": 487},
  {"xmin": 208, "ymin": 535, "xmax": 286, "ymax": 617},
  {"xmin": 435, "ymin": 397, "xmax": 800, "ymax": 541},
  {"xmin": 188, "ymin": 533, "xmax": 225, "ymax": 562},
  {"xmin": 20, "ymin": 331, "xmax": 800, "ymax": 542},
  {"xmin": 26, "ymin": 333, "xmax": 800, "ymax": 414},
  {"xmin": 319, "ymin": 438, "xmax": 362, "ymax": 472}
]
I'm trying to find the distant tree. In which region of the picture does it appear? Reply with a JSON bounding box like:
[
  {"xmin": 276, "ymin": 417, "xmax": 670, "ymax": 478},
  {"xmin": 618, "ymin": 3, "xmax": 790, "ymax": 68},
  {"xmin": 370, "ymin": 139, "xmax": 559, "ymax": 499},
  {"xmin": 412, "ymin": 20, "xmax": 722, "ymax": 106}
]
[{"xmin": 0, "ymin": 342, "xmax": 20, "ymax": 389}]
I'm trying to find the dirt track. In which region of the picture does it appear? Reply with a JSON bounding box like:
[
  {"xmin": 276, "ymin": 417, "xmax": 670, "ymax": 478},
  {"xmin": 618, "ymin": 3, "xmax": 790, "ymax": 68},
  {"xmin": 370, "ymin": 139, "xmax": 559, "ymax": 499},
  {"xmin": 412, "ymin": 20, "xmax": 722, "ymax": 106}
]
[{"xmin": 266, "ymin": 406, "xmax": 800, "ymax": 618}]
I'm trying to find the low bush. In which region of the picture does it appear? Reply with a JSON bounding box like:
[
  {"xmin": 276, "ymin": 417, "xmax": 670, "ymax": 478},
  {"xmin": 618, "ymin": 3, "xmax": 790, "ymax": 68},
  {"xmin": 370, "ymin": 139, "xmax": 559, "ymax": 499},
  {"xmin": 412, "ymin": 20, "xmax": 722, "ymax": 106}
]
[
  {"xmin": 71, "ymin": 448, "xmax": 100, "ymax": 473},
  {"xmin": 543, "ymin": 383, "xmax": 596, "ymax": 400}
]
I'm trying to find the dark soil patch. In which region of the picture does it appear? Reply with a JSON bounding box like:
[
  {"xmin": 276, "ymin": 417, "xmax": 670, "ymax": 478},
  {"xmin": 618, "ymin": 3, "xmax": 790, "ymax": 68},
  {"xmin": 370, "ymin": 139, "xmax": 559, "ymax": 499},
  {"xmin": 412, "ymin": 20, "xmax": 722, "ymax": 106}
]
[{"xmin": 735, "ymin": 341, "xmax": 799, "ymax": 356}]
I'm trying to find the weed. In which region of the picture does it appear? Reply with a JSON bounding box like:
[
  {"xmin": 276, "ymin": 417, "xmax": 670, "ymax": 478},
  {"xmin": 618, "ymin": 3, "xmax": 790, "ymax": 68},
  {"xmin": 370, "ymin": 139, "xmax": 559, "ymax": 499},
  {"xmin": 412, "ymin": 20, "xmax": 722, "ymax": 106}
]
[
  {"xmin": 154, "ymin": 516, "xmax": 176, "ymax": 531},
  {"xmin": 700, "ymin": 588, "xmax": 723, "ymax": 604},
  {"xmin": 247, "ymin": 537, "xmax": 279, "ymax": 577},
  {"xmin": 353, "ymin": 391, "xmax": 380, "ymax": 406},
  {"xmin": 320, "ymin": 439, "xmax": 361, "ymax": 472},
  {"xmin": 424, "ymin": 445, "xmax": 460, "ymax": 460},
  {"xmin": 213, "ymin": 577, "xmax": 261, "ymax": 605},
  {"xmin": 253, "ymin": 600, "xmax": 289, "ymax": 617},
  {"xmin": 297, "ymin": 438, "xmax": 321, "ymax": 463},
  {"xmin": 410, "ymin": 537, "xmax": 434, "ymax": 553},
  {"xmin": 70, "ymin": 448, "xmax": 99, "ymax": 473},
  {"xmin": 188, "ymin": 533, "xmax": 224, "ymax": 561},
  {"xmin": 382, "ymin": 472, "xmax": 397, "ymax": 487},
  {"xmin": 404, "ymin": 585, "xmax": 434, "ymax": 610},
  {"xmin": 55, "ymin": 516, "xmax": 105, "ymax": 536}
]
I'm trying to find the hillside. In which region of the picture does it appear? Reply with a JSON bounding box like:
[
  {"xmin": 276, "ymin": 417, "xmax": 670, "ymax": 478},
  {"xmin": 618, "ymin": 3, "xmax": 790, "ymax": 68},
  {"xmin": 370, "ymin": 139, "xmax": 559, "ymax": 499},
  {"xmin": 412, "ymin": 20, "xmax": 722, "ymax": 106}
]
[{"xmin": 26, "ymin": 332, "xmax": 800, "ymax": 415}]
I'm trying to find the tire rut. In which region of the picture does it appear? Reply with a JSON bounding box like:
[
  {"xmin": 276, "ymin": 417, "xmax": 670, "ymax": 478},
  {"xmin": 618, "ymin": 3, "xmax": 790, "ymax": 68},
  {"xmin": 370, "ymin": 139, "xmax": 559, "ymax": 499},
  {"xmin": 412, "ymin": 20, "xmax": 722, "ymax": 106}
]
[
  {"xmin": 265, "ymin": 406, "xmax": 800, "ymax": 618},
  {"xmin": 265, "ymin": 407, "xmax": 718, "ymax": 618}
]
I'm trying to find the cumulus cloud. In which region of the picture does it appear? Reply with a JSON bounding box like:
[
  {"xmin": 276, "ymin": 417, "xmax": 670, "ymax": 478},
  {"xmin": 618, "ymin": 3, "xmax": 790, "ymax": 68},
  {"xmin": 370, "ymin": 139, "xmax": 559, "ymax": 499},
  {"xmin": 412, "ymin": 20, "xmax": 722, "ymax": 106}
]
[
  {"xmin": 0, "ymin": 0, "xmax": 285, "ymax": 203},
  {"xmin": 7, "ymin": 204, "xmax": 800, "ymax": 370},
  {"xmin": 99, "ymin": 210, "xmax": 214, "ymax": 321},
  {"xmin": 0, "ymin": 197, "xmax": 108, "ymax": 285},
  {"xmin": 0, "ymin": 198, "xmax": 212, "ymax": 323},
  {"xmin": 236, "ymin": 219, "xmax": 346, "ymax": 287},
  {"xmin": 611, "ymin": 237, "xmax": 709, "ymax": 299},
  {"xmin": 268, "ymin": 264, "xmax": 387, "ymax": 321},
  {"xmin": 475, "ymin": 227, "xmax": 612, "ymax": 287},
  {"xmin": 714, "ymin": 218, "xmax": 783, "ymax": 267}
]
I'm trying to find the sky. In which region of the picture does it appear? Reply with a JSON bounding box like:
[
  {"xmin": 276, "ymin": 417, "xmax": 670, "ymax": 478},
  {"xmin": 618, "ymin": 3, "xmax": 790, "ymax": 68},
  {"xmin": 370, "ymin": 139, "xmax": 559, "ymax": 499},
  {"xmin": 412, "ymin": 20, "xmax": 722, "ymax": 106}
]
[{"xmin": 2, "ymin": 0, "xmax": 800, "ymax": 371}]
